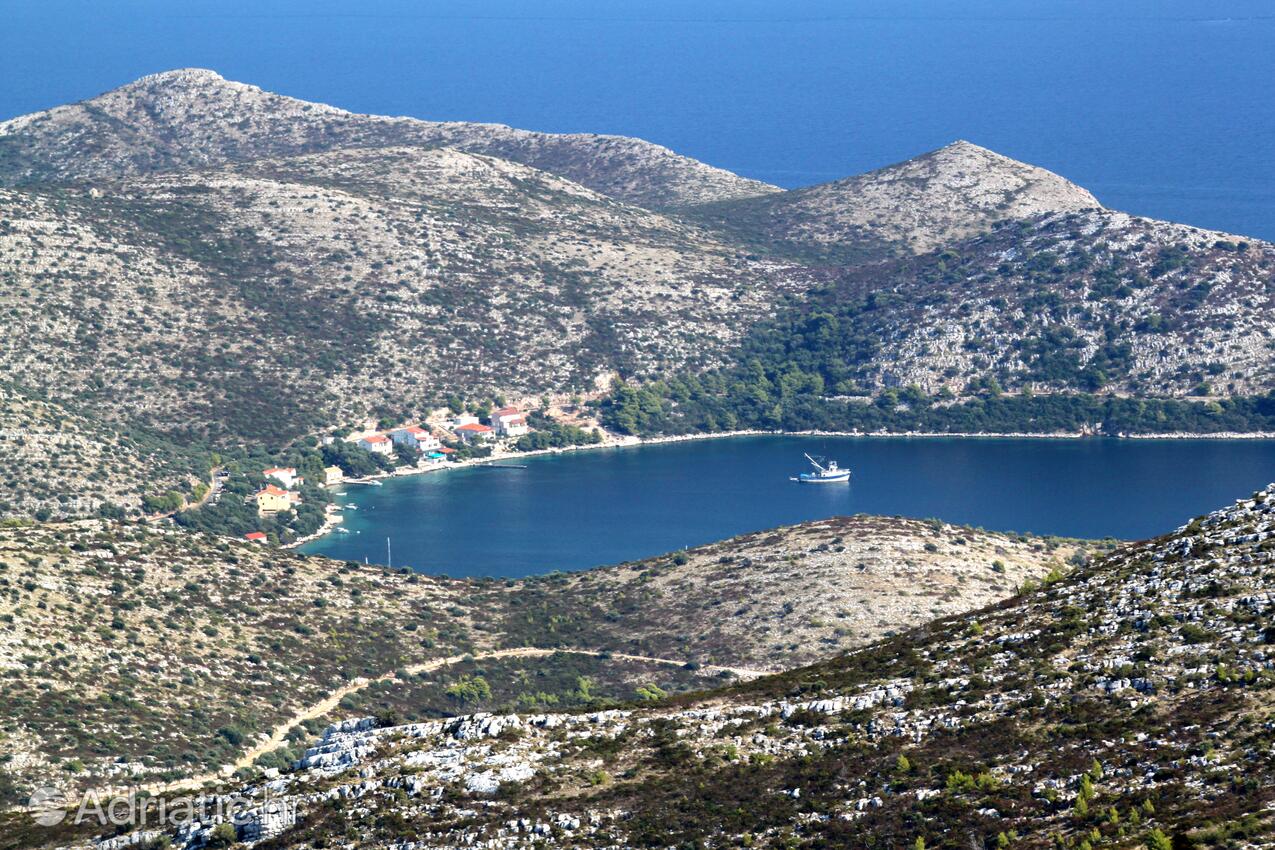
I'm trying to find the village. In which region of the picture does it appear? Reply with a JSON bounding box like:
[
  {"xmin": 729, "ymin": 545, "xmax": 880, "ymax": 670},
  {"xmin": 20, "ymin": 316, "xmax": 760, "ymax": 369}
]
[{"xmin": 239, "ymin": 404, "xmax": 591, "ymax": 545}]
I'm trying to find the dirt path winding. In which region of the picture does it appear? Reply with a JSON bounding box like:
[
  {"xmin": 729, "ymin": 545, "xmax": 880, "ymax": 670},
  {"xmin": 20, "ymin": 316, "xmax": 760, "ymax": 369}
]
[{"xmin": 131, "ymin": 647, "xmax": 769, "ymax": 798}]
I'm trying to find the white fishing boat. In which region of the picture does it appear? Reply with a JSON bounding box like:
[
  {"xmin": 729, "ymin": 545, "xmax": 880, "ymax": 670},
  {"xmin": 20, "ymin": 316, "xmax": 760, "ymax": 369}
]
[{"xmin": 792, "ymin": 453, "xmax": 851, "ymax": 484}]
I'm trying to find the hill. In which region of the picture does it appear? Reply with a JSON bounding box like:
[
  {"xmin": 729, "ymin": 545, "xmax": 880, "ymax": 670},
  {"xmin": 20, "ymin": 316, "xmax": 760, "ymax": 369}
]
[
  {"xmin": 817, "ymin": 208, "xmax": 1275, "ymax": 397},
  {"xmin": 0, "ymin": 69, "xmax": 778, "ymax": 209},
  {"xmin": 603, "ymin": 207, "xmax": 1275, "ymax": 436},
  {"xmin": 0, "ymin": 146, "xmax": 804, "ymax": 449},
  {"xmin": 9, "ymin": 485, "xmax": 1264, "ymax": 850},
  {"xmin": 0, "ymin": 515, "xmax": 1082, "ymax": 808},
  {"xmin": 0, "ymin": 71, "xmax": 1273, "ymax": 519},
  {"xmin": 687, "ymin": 140, "xmax": 1101, "ymax": 262}
]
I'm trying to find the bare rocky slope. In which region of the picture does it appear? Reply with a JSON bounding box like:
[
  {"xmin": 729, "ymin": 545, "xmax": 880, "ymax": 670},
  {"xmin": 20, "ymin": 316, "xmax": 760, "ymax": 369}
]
[
  {"xmin": 0, "ymin": 69, "xmax": 778, "ymax": 209},
  {"xmin": 687, "ymin": 140, "xmax": 1102, "ymax": 262},
  {"xmin": 0, "ymin": 146, "xmax": 806, "ymax": 449},
  {"xmin": 803, "ymin": 208, "xmax": 1275, "ymax": 397},
  {"xmin": 6, "ymin": 488, "xmax": 1270, "ymax": 850},
  {"xmin": 0, "ymin": 384, "xmax": 200, "ymax": 519},
  {"xmin": 0, "ymin": 515, "xmax": 1083, "ymax": 808}
]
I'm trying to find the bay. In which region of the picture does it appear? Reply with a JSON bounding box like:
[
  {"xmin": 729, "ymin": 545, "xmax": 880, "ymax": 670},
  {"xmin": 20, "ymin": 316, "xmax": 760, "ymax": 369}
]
[{"xmin": 300, "ymin": 436, "xmax": 1275, "ymax": 577}]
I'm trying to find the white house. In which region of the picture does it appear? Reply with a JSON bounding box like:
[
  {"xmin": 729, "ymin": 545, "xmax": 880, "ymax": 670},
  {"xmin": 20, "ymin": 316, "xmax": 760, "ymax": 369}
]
[
  {"xmin": 358, "ymin": 434, "xmax": 394, "ymax": 456},
  {"xmin": 262, "ymin": 467, "xmax": 302, "ymax": 488},
  {"xmin": 451, "ymin": 414, "xmax": 479, "ymax": 429},
  {"xmin": 499, "ymin": 415, "xmax": 530, "ymax": 437},
  {"xmin": 455, "ymin": 423, "xmax": 495, "ymax": 444},
  {"xmin": 390, "ymin": 425, "xmax": 442, "ymax": 452},
  {"xmin": 489, "ymin": 406, "xmax": 530, "ymax": 437}
]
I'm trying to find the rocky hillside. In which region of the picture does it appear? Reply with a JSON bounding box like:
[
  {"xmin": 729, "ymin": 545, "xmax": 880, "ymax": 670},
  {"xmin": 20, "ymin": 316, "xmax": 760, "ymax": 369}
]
[
  {"xmin": 475, "ymin": 514, "xmax": 1093, "ymax": 670},
  {"xmin": 0, "ymin": 147, "xmax": 805, "ymax": 446},
  {"xmin": 0, "ymin": 515, "xmax": 1079, "ymax": 807},
  {"xmin": 19, "ymin": 485, "xmax": 1268, "ymax": 850},
  {"xmin": 0, "ymin": 69, "xmax": 778, "ymax": 209},
  {"xmin": 688, "ymin": 140, "xmax": 1101, "ymax": 262},
  {"xmin": 808, "ymin": 208, "xmax": 1275, "ymax": 397},
  {"xmin": 0, "ymin": 383, "xmax": 200, "ymax": 519}
]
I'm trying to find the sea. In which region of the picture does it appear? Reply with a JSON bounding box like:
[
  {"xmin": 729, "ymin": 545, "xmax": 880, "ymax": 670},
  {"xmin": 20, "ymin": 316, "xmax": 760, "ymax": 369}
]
[
  {"xmin": 2, "ymin": 0, "xmax": 1272, "ymax": 239},
  {"xmin": 301, "ymin": 436, "xmax": 1275, "ymax": 577}
]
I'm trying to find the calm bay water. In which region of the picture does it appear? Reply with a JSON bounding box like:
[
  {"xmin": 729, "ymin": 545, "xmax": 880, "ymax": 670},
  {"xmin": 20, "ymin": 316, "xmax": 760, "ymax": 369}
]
[{"xmin": 300, "ymin": 436, "xmax": 1275, "ymax": 577}]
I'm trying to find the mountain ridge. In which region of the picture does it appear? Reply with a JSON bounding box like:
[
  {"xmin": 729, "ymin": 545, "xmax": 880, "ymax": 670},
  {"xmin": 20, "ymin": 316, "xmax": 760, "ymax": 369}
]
[
  {"xmin": 0, "ymin": 68, "xmax": 780, "ymax": 209},
  {"xmin": 686, "ymin": 138, "xmax": 1103, "ymax": 262},
  {"xmin": 0, "ymin": 513, "xmax": 1081, "ymax": 805}
]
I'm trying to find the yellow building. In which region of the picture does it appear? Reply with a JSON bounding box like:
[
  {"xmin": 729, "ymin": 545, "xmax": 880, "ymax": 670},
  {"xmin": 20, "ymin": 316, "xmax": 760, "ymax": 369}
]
[
  {"xmin": 323, "ymin": 466, "xmax": 344, "ymax": 486},
  {"xmin": 255, "ymin": 484, "xmax": 300, "ymax": 515}
]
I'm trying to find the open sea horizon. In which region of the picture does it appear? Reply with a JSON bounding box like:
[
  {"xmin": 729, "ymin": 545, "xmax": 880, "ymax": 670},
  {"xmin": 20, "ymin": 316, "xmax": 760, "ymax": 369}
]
[{"xmin": 2, "ymin": 0, "xmax": 1272, "ymax": 239}]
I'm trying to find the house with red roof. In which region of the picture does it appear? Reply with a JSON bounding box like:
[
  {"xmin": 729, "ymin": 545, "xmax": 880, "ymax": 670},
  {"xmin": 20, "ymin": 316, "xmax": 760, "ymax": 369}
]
[
  {"xmin": 262, "ymin": 466, "xmax": 302, "ymax": 488},
  {"xmin": 489, "ymin": 406, "xmax": 530, "ymax": 437},
  {"xmin": 244, "ymin": 531, "xmax": 268, "ymax": 544},
  {"xmin": 357, "ymin": 434, "xmax": 393, "ymax": 456},
  {"xmin": 390, "ymin": 424, "xmax": 441, "ymax": 452},
  {"xmin": 254, "ymin": 484, "xmax": 301, "ymax": 515},
  {"xmin": 455, "ymin": 423, "xmax": 495, "ymax": 444}
]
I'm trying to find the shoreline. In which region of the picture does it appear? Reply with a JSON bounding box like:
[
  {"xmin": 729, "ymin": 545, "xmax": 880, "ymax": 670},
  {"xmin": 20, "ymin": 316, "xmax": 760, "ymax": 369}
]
[{"xmin": 287, "ymin": 427, "xmax": 1275, "ymax": 550}]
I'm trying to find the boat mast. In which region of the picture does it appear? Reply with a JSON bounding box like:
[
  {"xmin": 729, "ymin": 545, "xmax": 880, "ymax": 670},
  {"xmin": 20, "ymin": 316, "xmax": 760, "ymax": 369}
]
[{"xmin": 803, "ymin": 453, "xmax": 826, "ymax": 472}]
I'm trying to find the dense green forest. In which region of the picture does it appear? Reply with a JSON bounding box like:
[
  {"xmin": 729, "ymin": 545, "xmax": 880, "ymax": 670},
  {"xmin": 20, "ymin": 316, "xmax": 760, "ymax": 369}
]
[{"xmin": 601, "ymin": 378, "xmax": 1275, "ymax": 437}]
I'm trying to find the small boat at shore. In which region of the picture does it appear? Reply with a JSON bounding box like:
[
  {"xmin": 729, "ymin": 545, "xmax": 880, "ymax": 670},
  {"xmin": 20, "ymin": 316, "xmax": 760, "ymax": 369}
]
[
  {"xmin": 336, "ymin": 527, "xmax": 351, "ymax": 534},
  {"xmin": 345, "ymin": 504, "xmax": 358, "ymax": 510},
  {"xmin": 791, "ymin": 453, "xmax": 851, "ymax": 484},
  {"xmin": 368, "ymin": 480, "xmax": 383, "ymax": 487}
]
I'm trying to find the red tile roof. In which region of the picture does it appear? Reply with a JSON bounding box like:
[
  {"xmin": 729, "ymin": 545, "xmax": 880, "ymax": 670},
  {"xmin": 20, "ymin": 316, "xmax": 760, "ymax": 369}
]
[
  {"xmin": 262, "ymin": 467, "xmax": 295, "ymax": 475},
  {"xmin": 493, "ymin": 406, "xmax": 521, "ymax": 416},
  {"xmin": 244, "ymin": 532, "xmax": 267, "ymax": 541},
  {"xmin": 258, "ymin": 485, "xmax": 289, "ymax": 497},
  {"xmin": 457, "ymin": 423, "xmax": 493, "ymax": 433},
  {"xmin": 362, "ymin": 434, "xmax": 390, "ymax": 443}
]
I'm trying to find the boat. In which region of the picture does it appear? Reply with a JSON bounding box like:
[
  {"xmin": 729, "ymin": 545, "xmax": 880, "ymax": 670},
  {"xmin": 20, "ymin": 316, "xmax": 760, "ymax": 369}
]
[
  {"xmin": 791, "ymin": 453, "xmax": 851, "ymax": 484},
  {"xmin": 368, "ymin": 481, "xmax": 383, "ymax": 487},
  {"xmin": 336, "ymin": 527, "xmax": 351, "ymax": 534},
  {"xmin": 345, "ymin": 504, "xmax": 358, "ymax": 510}
]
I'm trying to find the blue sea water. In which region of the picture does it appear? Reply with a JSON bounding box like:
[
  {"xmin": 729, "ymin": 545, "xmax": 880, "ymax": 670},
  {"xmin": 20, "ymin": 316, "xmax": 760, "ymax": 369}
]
[
  {"xmin": 2, "ymin": 0, "xmax": 1272, "ymax": 239},
  {"xmin": 300, "ymin": 436, "xmax": 1275, "ymax": 577}
]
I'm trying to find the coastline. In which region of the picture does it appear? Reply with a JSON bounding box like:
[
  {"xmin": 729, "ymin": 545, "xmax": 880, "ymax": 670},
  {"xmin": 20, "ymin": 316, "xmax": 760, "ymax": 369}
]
[{"xmin": 287, "ymin": 426, "xmax": 1275, "ymax": 550}]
